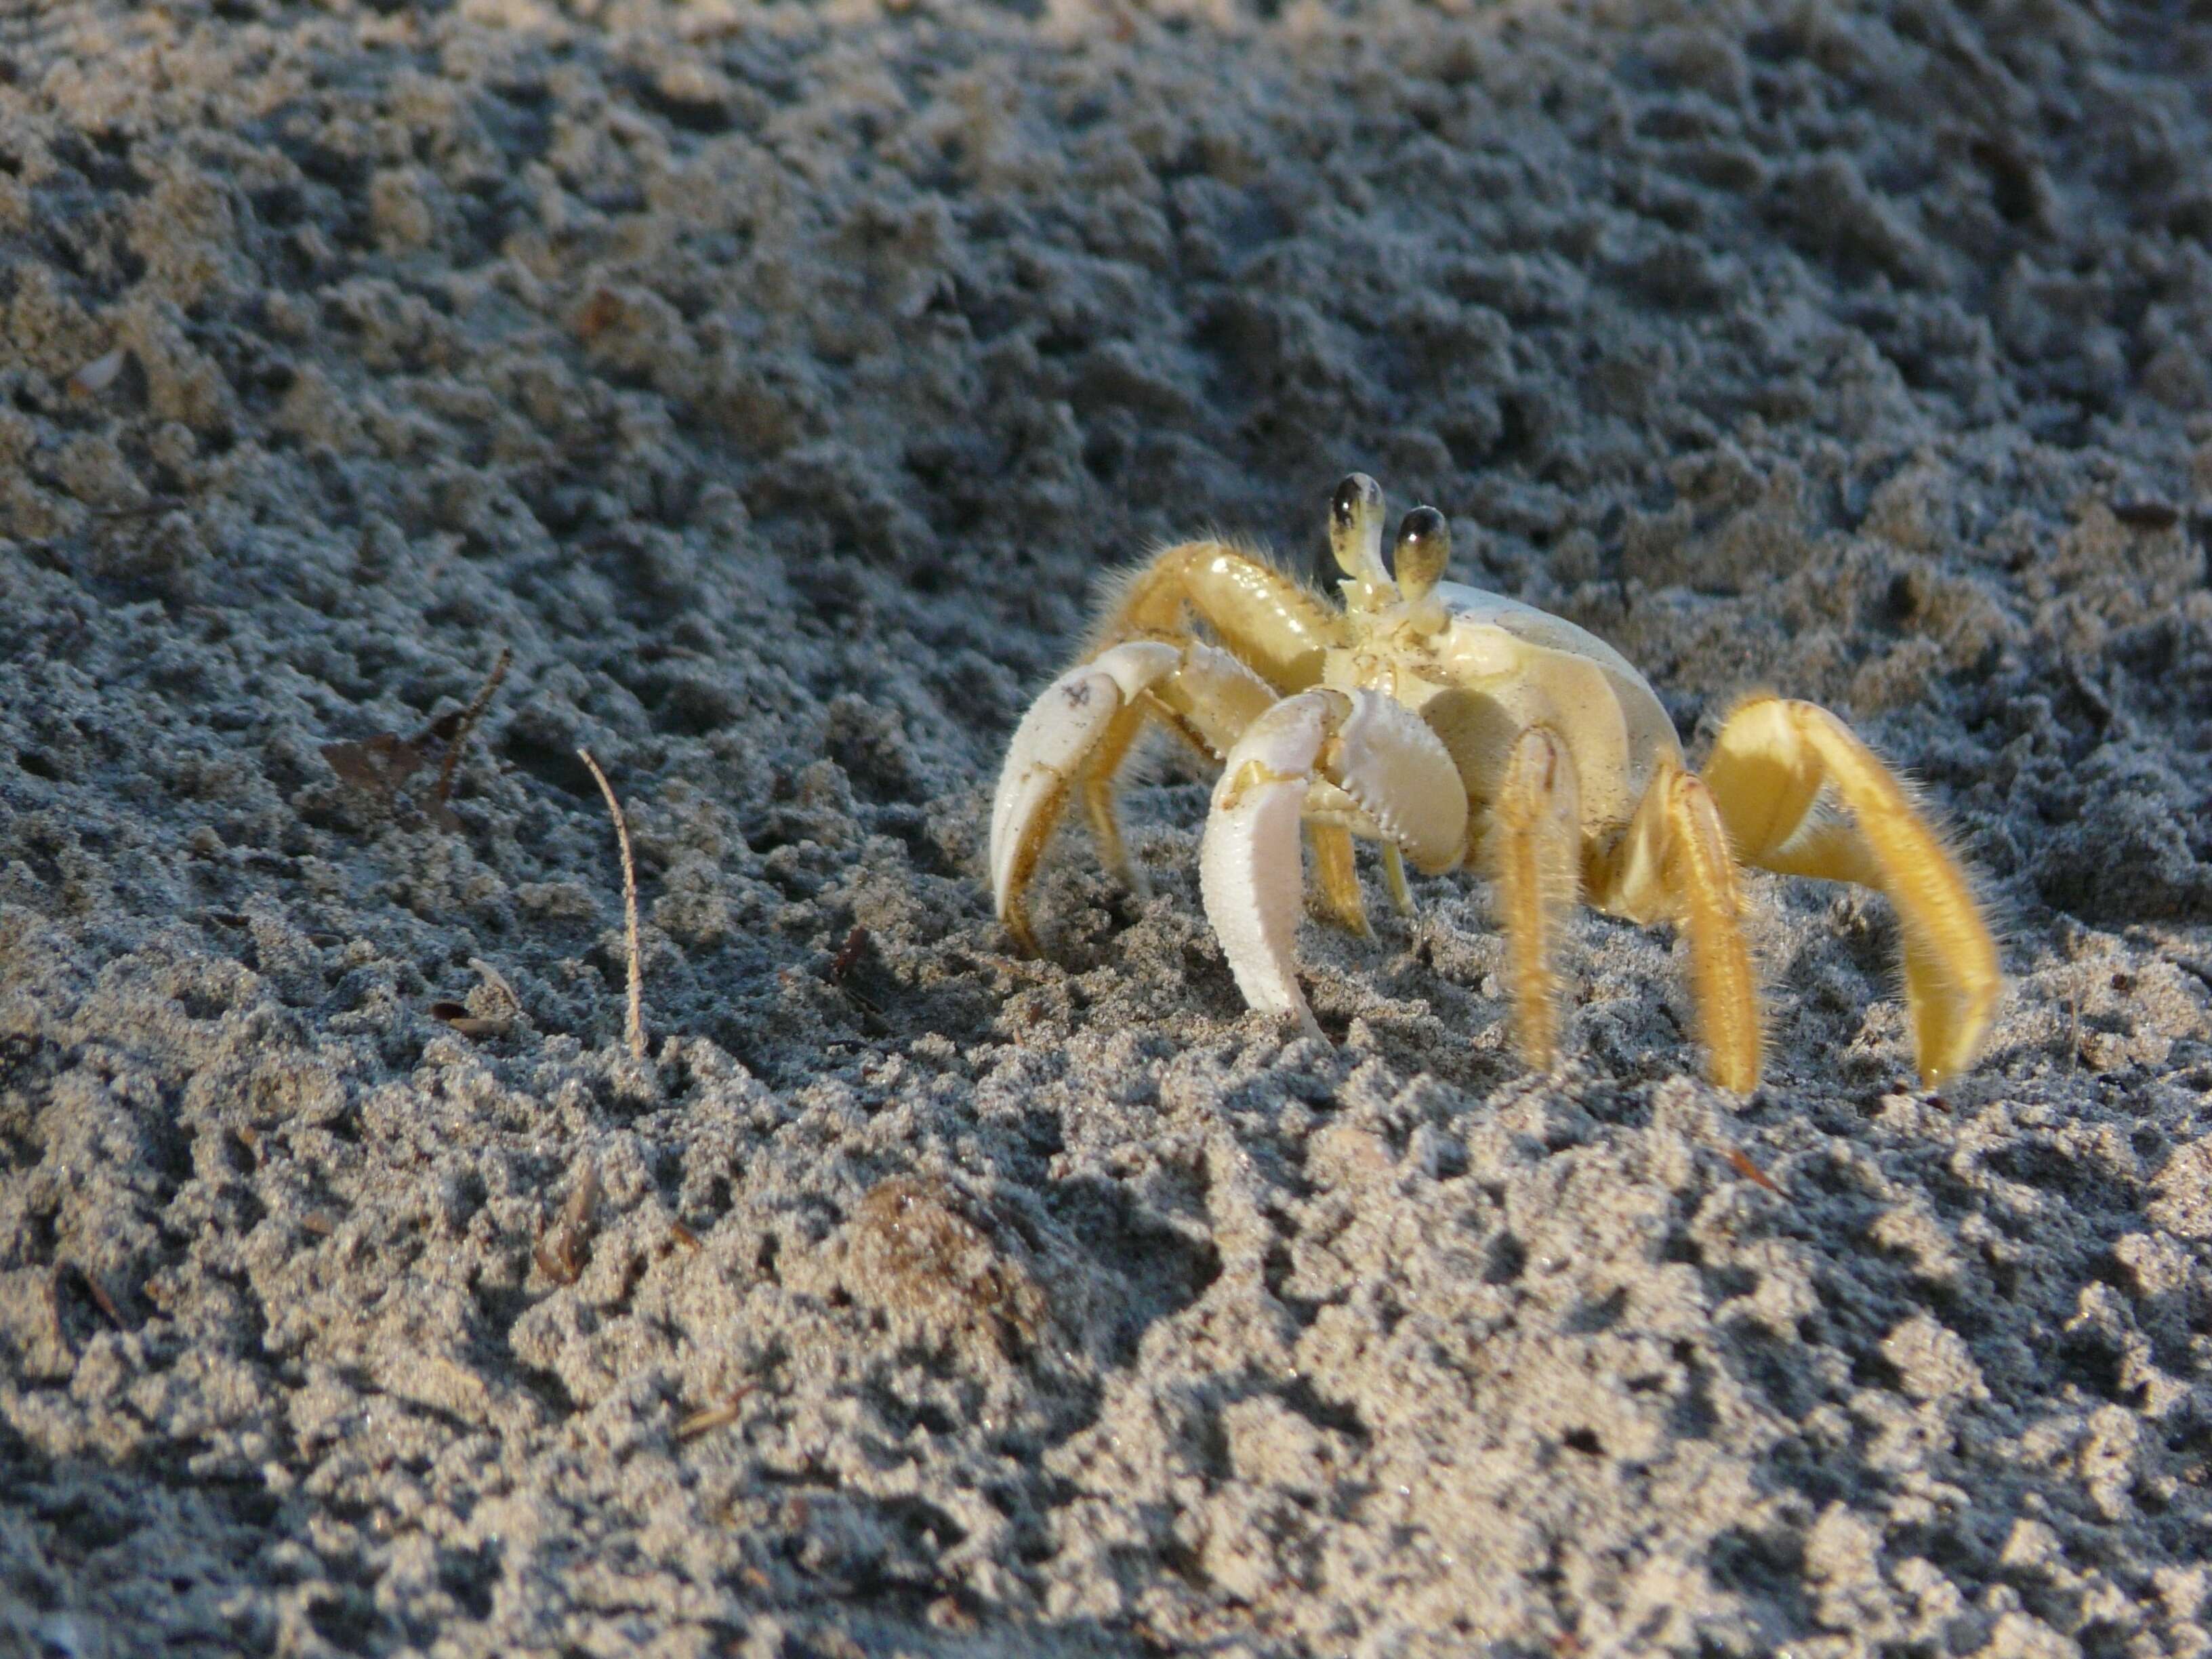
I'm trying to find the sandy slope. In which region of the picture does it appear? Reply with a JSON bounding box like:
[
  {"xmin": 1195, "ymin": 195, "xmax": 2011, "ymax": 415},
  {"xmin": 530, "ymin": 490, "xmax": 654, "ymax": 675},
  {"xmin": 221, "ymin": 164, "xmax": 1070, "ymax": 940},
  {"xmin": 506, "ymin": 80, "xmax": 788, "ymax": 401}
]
[{"xmin": 2, "ymin": 0, "xmax": 2210, "ymax": 1654}]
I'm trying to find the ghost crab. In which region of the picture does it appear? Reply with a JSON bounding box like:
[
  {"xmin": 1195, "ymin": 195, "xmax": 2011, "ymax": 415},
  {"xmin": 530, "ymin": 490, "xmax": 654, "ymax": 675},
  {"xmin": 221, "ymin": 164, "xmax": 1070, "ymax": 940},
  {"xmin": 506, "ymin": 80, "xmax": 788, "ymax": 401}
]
[{"xmin": 991, "ymin": 474, "xmax": 2002, "ymax": 1090}]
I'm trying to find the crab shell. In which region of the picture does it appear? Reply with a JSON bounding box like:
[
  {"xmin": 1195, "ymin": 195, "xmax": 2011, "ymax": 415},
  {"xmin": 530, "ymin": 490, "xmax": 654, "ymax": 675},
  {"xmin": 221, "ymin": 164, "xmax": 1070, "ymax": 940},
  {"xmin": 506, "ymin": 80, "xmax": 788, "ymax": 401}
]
[{"xmin": 1322, "ymin": 581, "xmax": 1683, "ymax": 836}]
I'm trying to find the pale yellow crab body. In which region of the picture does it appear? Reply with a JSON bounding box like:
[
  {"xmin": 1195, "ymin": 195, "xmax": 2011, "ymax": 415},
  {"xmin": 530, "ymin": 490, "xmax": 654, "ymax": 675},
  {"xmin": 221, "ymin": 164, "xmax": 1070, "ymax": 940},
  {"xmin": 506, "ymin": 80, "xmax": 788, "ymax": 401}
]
[
  {"xmin": 1321, "ymin": 581, "xmax": 1682, "ymax": 838},
  {"xmin": 989, "ymin": 475, "xmax": 2002, "ymax": 1091}
]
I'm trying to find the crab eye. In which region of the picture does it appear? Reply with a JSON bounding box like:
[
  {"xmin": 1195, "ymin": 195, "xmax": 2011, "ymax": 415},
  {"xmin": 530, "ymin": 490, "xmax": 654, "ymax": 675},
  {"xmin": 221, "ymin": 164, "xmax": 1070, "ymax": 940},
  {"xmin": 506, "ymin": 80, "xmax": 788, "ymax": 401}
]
[
  {"xmin": 1330, "ymin": 474, "xmax": 1374, "ymax": 529},
  {"xmin": 1327, "ymin": 473, "xmax": 1387, "ymax": 583},
  {"xmin": 1394, "ymin": 506, "xmax": 1450, "ymax": 600}
]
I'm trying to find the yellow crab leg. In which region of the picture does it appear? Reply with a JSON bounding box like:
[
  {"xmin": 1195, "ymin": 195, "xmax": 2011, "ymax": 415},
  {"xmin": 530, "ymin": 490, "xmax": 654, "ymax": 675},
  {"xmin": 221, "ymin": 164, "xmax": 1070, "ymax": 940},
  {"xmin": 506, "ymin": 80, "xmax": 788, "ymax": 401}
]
[
  {"xmin": 1485, "ymin": 727, "xmax": 1584, "ymax": 1070},
  {"xmin": 1592, "ymin": 760, "xmax": 1761, "ymax": 1092},
  {"xmin": 1091, "ymin": 540, "xmax": 1341, "ymax": 691},
  {"xmin": 1701, "ymin": 696, "xmax": 1999, "ymax": 1086},
  {"xmin": 1380, "ymin": 844, "xmax": 1415, "ymax": 916},
  {"xmin": 1308, "ymin": 824, "xmax": 1372, "ymax": 937},
  {"xmin": 1080, "ymin": 701, "xmax": 1151, "ymax": 895}
]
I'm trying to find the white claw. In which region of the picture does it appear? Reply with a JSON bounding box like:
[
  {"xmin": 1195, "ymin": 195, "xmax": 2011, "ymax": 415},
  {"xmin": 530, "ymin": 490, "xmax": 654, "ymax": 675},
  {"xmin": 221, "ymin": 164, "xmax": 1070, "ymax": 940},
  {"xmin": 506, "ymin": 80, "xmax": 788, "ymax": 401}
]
[
  {"xmin": 1200, "ymin": 689, "xmax": 1469, "ymax": 1038},
  {"xmin": 1332, "ymin": 693, "xmax": 1468, "ymax": 876},
  {"xmin": 990, "ymin": 642, "xmax": 1179, "ymax": 925},
  {"xmin": 1201, "ymin": 695, "xmax": 1333, "ymax": 1036}
]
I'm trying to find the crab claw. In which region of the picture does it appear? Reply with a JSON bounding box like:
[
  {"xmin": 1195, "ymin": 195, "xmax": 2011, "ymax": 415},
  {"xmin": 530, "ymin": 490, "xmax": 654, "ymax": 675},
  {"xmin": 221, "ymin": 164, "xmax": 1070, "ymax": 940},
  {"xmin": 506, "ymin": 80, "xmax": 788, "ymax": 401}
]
[
  {"xmin": 1199, "ymin": 689, "xmax": 1467, "ymax": 1036},
  {"xmin": 992, "ymin": 640, "xmax": 1283, "ymax": 951},
  {"xmin": 991, "ymin": 642, "xmax": 1181, "ymax": 948}
]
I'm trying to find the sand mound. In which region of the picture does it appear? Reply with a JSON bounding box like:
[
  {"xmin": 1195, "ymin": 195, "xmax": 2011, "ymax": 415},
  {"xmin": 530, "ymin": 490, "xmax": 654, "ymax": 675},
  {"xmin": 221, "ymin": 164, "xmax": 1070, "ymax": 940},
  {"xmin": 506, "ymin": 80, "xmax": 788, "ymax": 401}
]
[{"xmin": 3, "ymin": 3, "xmax": 2209, "ymax": 1654}]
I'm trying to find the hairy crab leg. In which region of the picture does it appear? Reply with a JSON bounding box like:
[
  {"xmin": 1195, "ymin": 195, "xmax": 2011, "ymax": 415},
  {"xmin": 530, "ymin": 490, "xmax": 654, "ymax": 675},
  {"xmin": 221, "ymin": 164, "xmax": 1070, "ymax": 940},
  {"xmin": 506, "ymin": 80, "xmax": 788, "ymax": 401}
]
[
  {"xmin": 1599, "ymin": 760, "xmax": 1762, "ymax": 1092},
  {"xmin": 1484, "ymin": 727, "xmax": 1585, "ymax": 1073},
  {"xmin": 1091, "ymin": 539, "xmax": 1342, "ymax": 691},
  {"xmin": 1308, "ymin": 824, "xmax": 1372, "ymax": 937},
  {"xmin": 1078, "ymin": 700, "xmax": 1151, "ymax": 895},
  {"xmin": 1200, "ymin": 689, "xmax": 1467, "ymax": 1036},
  {"xmin": 1700, "ymin": 696, "xmax": 1999, "ymax": 1086}
]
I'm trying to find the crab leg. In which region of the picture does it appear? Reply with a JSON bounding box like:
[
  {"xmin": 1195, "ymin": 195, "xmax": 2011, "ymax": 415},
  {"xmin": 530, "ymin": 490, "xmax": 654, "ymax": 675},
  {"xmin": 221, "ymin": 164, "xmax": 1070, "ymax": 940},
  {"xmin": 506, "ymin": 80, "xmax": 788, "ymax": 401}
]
[
  {"xmin": 1076, "ymin": 698, "xmax": 1152, "ymax": 898},
  {"xmin": 1700, "ymin": 696, "xmax": 1999, "ymax": 1086},
  {"xmin": 1484, "ymin": 727, "xmax": 1586, "ymax": 1073},
  {"xmin": 991, "ymin": 640, "xmax": 1275, "ymax": 950},
  {"xmin": 1092, "ymin": 540, "xmax": 1341, "ymax": 691},
  {"xmin": 1380, "ymin": 844, "xmax": 1416, "ymax": 916},
  {"xmin": 1308, "ymin": 825, "xmax": 1373, "ymax": 937},
  {"xmin": 1600, "ymin": 760, "xmax": 1762, "ymax": 1092},
  {"xmin": 1200, "ymin": 690, "xmax": 1468, "ymax": 1035}
]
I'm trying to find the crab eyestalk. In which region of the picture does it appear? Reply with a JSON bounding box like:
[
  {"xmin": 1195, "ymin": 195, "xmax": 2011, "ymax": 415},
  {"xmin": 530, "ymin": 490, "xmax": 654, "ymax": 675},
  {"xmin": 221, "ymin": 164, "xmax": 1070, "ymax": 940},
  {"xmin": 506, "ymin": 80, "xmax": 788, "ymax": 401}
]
[
  {"xmin": 1328, "ymin": 472, "xmax": 1393, "ymax": 607},
  {"xmin": 1393, "ymin": 506, "xmax": 1450, "ymax": 602}
]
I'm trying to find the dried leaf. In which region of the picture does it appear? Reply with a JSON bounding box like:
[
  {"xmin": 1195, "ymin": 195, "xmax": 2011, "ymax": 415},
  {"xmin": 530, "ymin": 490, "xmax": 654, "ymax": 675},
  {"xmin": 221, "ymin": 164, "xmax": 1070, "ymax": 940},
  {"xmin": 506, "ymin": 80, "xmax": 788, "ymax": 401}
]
[
  {"xmin": 828, "ymin": 925, "xmax": 868, "ymax": 983},
  {"xmin": 319, "ymin": 647, "xmax": 508, "ymax": 832},
  {"xmin": 322, "ymin": 731, "xmax": 428, "ymax": 800},
  {"xmin": 535, "ymin": 1160, "xmax": 600, "ymax": 1284}
]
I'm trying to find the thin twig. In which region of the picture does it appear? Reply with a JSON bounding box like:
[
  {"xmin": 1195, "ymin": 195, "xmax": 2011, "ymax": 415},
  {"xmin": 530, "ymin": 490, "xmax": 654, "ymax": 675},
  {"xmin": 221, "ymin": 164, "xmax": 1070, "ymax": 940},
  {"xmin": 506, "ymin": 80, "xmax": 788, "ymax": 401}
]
[
  {"xmin": 73, "ymin": 1265, "xmax": 127, "ymax": 1328},
  {"xmin": 1723, "ymin": 1146, "xmax": 1784, "ymax": 1196},
  {"xmin": 433, "ymin": 647, "xmax": 513, "ymax": 807},
  {"xmin": 92, "ymin": 496, "xmax": 188, "ymax": 520},
  {"xmin": 577, "ymin": 747, "xmax": 646, "ymax": 1061},
  {"xmin": 2066, "ymin": 975, "xmax": 2082, "ymax": 1074}
]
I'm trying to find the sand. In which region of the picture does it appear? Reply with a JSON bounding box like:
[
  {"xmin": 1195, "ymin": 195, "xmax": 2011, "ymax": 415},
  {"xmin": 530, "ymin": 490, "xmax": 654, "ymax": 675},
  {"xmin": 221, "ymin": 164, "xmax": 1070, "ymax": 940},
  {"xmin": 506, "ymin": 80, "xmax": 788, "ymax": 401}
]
[{"xmin": 2, "ymin": 0, "xmax": 2210, "ymax": 1654}]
